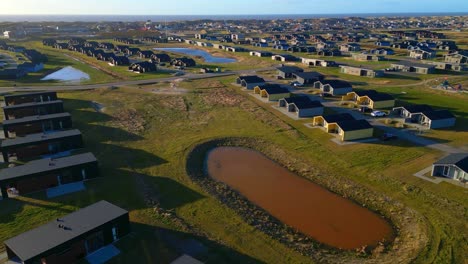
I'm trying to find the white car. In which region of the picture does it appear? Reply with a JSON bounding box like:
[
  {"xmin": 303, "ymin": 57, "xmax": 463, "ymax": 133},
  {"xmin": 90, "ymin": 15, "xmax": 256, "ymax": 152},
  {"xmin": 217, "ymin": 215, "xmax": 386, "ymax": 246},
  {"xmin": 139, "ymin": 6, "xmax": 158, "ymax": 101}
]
[{"xmin": 371, "ymin": 110, "xmax": 386, "ymax": 117}]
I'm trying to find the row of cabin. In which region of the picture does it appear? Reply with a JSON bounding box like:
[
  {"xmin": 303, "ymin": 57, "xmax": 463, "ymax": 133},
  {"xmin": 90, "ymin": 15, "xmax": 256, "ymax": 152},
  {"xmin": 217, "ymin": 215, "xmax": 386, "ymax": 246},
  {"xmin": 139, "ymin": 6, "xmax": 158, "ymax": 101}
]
[
  {"xmin": 0, "ymin": 43, "xmax": 47, "ymax": 79},
  {"xmin": 249, "ymin": 83, "xmax": 374, "ymax": 141},
  {"xmin": 0, "ymin": 91, "xmax": 100, "ymax": 200},
  {"xmin": 0, "ymin": 94, "xmax": 133, "ymax": 264}
]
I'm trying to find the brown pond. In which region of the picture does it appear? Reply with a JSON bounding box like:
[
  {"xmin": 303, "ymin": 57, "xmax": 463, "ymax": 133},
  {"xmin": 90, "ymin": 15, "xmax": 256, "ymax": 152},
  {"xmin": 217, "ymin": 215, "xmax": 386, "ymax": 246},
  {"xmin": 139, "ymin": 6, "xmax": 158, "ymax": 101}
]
[{"xmin": 207, "ymin": 147, "xmax": 394, "ymax": 249}]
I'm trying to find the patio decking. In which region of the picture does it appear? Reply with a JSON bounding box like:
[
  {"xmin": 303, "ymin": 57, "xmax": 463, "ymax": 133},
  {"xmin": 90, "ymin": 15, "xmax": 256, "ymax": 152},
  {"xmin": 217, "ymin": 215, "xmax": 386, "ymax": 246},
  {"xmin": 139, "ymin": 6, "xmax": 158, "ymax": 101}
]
[
  {"xmin": 86, "ymin": 244, "xmax": 120, "ymax": 264},
  {"xmin": 46, "ymin": 181, "xmax": 85, "ymax": 198}
]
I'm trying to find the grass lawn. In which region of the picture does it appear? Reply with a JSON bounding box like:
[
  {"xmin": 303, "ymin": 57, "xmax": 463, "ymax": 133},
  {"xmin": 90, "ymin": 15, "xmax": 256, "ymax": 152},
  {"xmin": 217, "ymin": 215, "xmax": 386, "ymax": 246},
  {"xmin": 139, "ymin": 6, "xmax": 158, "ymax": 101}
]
[{"xmin": 0, "ymin": 77, "xmax": 466, "ymax": 263}]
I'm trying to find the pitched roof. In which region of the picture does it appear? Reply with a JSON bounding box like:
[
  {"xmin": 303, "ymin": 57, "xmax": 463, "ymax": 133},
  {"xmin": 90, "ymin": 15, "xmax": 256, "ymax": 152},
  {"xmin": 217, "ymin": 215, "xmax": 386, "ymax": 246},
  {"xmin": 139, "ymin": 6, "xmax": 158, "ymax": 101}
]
[
  {"xmin": 320, "ymin": 79, "xmax": 352, "ymax": 89},
  {"xmin": 238, "ymin": 75, "xmax": 265, "ymax": 83},
  {"xmin": 283, "ymin": 96, "xmax": 323, "ymax": 109},
  {"xmin": 422, "ymin": 110, "xmax": 455, "ymax": 120},
  {"xmin": 4, "ymin": 201, "xmax": 128, "ymax": 262},
  {"xmin": 353, "ymin": 90, "xmax": 378, "ymax": 96},
  {"xmin": 365, "ymin": 92, "xmax": 394, "ymax": 102},
  {"xmin": 276, "ymin": 66, "xmax": 303, "ymax": 73},
  {"xmin": 293, "ymin": 71, "xmax": 323, "ymax": 80},
  {"xmin": 0, "ymin": 129, "xmax": 81, "ymax": 148},
  {"xmin": 401, "ymin": 104, "xmax": 433, "ymax": 113},
  {"xmin": 0, "ymin": 152, "xmax": 96, "ymax": 181},
  {"xmin": 322, "ymin": 113, "xmax": 355, "ymax": 123},
  {"xmin": 434, "ymin": 153, "xmax": 468, "ymax": 172},
  {"xmin": 262, "ymin": 86, "xmax": 290, "ymax": 95},
  {"xmin": 336, "ymin": 119, "xmax": 373, "ymax": 131}
]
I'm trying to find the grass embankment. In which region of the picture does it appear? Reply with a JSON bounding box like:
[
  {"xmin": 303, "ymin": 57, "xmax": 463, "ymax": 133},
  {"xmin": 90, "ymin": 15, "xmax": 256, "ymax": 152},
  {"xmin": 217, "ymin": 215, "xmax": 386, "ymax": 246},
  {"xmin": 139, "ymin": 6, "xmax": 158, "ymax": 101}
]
[{"xmin": 0, "ymin": 78, "xmax": 466, "ymax": 263}]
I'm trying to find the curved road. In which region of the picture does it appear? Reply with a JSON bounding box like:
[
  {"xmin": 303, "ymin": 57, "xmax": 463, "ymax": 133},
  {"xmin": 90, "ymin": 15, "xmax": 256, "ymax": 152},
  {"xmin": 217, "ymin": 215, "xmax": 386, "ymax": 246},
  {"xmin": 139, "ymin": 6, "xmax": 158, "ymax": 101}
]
[{"xmin": 0, "ymin": 67, "xmax": 276, "ymax": 93}]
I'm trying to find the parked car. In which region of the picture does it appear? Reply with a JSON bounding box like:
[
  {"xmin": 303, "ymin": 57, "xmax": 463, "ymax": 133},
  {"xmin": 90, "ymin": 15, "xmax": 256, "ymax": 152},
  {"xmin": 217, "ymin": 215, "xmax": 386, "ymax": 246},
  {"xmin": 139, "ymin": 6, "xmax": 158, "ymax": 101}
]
[
  {"xmin": 371, "ymin": 110, "xmax": 387, "ymax": 117},
  {"xmin": 381, "ymin": 133, "xmax": 398, "ymax": 141},
  {"xmin": 290, "ymin": 81, "xmax": 304, "ymax": 87}
]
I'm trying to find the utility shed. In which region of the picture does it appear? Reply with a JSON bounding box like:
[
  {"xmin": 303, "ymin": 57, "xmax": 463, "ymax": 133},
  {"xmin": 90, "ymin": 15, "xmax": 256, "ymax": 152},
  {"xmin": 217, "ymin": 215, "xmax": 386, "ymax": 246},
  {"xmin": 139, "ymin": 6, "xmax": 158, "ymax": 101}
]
[
  {"xmin": 3, "ymin": 100, "xmax": 64, "ymax": 120},
  {"xmin": 0, "ymin": 129, "xmax": 83, "ymax": 162},
  {"xmin": 4, "ymin": 201, "xmax": 130, "ymax": 264},
  {"xmin": 0, "ymin": 153, "xmax": 98, "ymax": 198},
  {"xmin": 278, "ymin": 96, "xmax": 323, "ymax": 117},
  {"xmin": 431, "ymin": 153, "xmax": 468, "ymax": 181},
  {"xmin": 2, "ymin": 112, "xmax": 72, "ymax": 138},
  {"xmin": 4, "ymin": 92, "xmax": 57, "ymax": 106}
]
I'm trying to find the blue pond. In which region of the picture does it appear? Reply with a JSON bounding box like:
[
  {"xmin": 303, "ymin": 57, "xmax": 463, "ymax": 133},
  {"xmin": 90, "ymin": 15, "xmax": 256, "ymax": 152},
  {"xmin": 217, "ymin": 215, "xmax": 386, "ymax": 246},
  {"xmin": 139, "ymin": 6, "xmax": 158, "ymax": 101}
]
[{"xmin": 154, "ymin": 48, "xmax": 237, "ymax": 63}]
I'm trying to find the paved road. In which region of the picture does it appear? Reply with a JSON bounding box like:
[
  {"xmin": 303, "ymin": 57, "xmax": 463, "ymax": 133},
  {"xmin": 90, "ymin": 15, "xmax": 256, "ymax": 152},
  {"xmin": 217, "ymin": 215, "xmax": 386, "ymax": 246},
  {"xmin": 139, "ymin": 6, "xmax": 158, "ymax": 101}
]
[{"xmin": 0, "ymin": 67, "xmax": 276, "ymax": 93}]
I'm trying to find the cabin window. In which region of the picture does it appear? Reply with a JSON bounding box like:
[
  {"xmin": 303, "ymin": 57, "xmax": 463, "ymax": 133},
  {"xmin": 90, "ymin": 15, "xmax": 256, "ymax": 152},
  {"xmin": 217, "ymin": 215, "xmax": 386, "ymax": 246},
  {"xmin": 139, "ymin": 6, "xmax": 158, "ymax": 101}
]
[
  {"xmin": 81, "ymin": 169, "xmax": 87, "ymax": 180},
  {"xmin": 443, "ymin": 166, "xmax": 450, "ymax": 177}
]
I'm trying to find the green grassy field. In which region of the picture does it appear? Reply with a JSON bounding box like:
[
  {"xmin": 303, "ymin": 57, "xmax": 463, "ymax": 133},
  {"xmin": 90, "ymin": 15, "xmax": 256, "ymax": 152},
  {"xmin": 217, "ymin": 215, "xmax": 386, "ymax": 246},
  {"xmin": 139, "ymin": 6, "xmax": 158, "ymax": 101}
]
[{"xmin": 0, "ymin": 76, "xmax": 466, "ymax": 263}]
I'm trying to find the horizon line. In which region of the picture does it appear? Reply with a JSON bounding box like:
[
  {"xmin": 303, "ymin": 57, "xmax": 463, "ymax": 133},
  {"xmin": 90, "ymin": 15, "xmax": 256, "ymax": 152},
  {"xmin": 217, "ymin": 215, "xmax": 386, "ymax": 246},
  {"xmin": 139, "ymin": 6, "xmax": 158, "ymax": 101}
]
[{"xmin": 1, "ymin": 11, "xmax": 468, "ymax": 16}]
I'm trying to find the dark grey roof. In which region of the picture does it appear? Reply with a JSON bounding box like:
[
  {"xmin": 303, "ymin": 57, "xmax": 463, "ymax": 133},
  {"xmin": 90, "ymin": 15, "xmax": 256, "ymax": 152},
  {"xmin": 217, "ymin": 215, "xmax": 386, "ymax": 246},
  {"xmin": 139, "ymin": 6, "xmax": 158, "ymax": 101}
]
[
  {"xmin": 391, "ymin": 60, "xmax": 435, "ymax": 69},
  {"xmin": 257, "ymin": 84, "xmax": 282, "ymax": 90},
  {"xmin": 354, "ymin": 90, "xmax": 378, "ymax": 96},
  {"xmin": 238, "ymin": 75, "xmax": 265, "ymax": 83},
  {"xmin": 4, "ymin": 91, "xmax": 56, "ymax": 100},
  {"xmin": 2, "ymin": 100, "xmax": 63, "ymax": 110},
  {"xmin": 323, "ymin": 113, "xmax": 355, "ymax": 123},
  {"xmin": 4, "ymin": 201, "xmax": 128, "ymax": 262},
  {"xmin": 293, "ymin": 71, "xmax": 323, "ymax": 80},
  {"xmin": 434, "ymin": 153, "xmax": 468, "ymax": 172},
  {"xmin": 2, "ymin": 113, "xmax": 71, "ymax": 126},
  {"xmin": 283, "ymin": 96, "xmax": 323, "ymax": 109},
  {"xmin": 336, "ymin": 119, "xmax": 373, "ymax": 131},
  {"xmin": 365, "ymin": 93, "xmax": 394, "ymax": 102},
  {"xmin": 422, "ymin": 110, "xmax": 455, "ymax": 120},
  {"xmin": 277, "ymin": 66, "xmax": 303, "ymax": 73},
  {"xmin": 0, "ymin": 153, "xmax": 96, "ymax": 181},
  {"xmin": 263, "ymin": 86, "xmax": 290, "ymax": 95},
  {"xmin": 401, "ymin": 104, "xmax": 433, "ymax": 113},
  {"xmin": 320, "ymin": 79, "xmax": 352, "ymax": 89},
  {"xmin": 1, "ymin": 129, "xmax": 81, "ymax": 148}
]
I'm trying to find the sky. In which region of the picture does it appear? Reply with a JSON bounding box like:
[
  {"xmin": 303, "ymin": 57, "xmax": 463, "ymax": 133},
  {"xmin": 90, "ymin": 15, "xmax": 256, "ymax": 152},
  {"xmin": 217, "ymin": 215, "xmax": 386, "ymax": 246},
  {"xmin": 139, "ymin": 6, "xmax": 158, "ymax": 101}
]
[{"xmin": 1, "ymin": 0, "xmax": 467, "ymax": 15}]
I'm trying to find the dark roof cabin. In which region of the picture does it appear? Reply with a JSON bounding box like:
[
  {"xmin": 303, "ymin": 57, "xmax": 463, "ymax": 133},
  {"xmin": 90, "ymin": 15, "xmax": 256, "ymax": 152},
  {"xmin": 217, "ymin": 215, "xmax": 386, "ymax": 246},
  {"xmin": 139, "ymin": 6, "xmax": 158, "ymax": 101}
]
[
  {"xmin": 3, "ymin": 100, "xmax": 64, "ymax": 120},
  {"xmin": 292, "ymin": 71, "xmax": 324, "ymax": 84},
  {"xmin": 171, "ymin": 57, "xmax": 196, "ymax": 67},
  {"xmin": 4, "ymin": 201, "xmax": 130, "ymax": 264},
  {"xmin": 0, "ymin": 153, "xmax": 98, "ymax": 198},
  {"xmin": 4, "ymin": 92, "xmax": 57, "ymax": 106},
  {"xmin": 277, "ymin": 66, "xmax": 304, "ymax": 79},
  {"xmin": 150, "ymin": 53, "xmax": 171, "ymax": 63},
  {"xmin": 129, "ymin": 62, "xmax": 157, "ymax": 73},
  {"xmin": 2, "ymin": 112, "xmax": 73, "ymax": 138},
  {"xmin": 278, "ymin": 96, "xmax": 324, "ymax": 117},
  {"xmin": 0, "ymin": 129, "xmax": 83, "ymax": 162}
]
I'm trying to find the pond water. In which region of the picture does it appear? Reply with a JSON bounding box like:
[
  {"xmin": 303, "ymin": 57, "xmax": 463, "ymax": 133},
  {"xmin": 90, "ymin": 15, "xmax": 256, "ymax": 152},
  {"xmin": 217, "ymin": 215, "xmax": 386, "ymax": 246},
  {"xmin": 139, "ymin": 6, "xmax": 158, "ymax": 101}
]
[
  {"xmin": 207, "ymin": 147, "xmax": 393, "ymax": 249},
  {"xmin": 154, "ymin": 48, "xmax": 237, "ymax": 63},
  {"xmin": 41, "ymin": 66, "xmax": 90, "ymax": 82}
]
